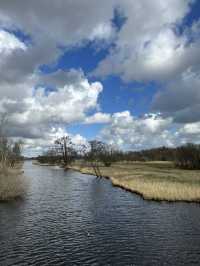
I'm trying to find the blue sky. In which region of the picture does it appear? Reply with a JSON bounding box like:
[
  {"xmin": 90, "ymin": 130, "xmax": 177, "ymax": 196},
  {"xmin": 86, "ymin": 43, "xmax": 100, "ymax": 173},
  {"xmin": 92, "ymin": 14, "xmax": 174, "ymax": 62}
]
[{"xmin": 0, "ymin": 0, "xmax": 200, "ymax": 155}]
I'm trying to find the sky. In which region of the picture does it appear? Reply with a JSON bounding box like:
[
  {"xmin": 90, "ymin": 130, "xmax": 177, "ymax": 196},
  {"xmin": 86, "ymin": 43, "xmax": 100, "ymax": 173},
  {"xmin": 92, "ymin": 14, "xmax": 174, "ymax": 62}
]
[{"xmin": 0, "ymin": 0, "xmax": 200, "ymax": 156}]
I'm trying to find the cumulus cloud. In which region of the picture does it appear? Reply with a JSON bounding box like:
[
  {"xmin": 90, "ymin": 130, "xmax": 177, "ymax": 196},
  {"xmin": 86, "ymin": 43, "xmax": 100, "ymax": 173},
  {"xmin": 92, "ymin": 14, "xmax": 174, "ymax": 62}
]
[
  {"xmin": 100, "ymin": 110, "xmax": 200, "ymax": 150},
  {"xmin": 0, "ymin": 66, "xmax": 103, "ymax": 156},
  {"xmin": 1, "ymin": 69, "xmax": 103, "ymax": 139},
  {"xmin": 152, "ymin": 69, "xmax": 200, "ymax": 123},
  {"xmin": 0, "ymin": 30, "xmax": 26, "ymax": 54},
  {"xmin": 180, "ymin": 122, "xmax": 200, "ymax": 135},
  {"xmin": 0, "ymin": 29, "xmax": 35, "ymax": 100},
  {"xmin": 93, "ymin": 0, "xmax": 200, "ymax": 82},
  {"xmin": 84, "ymin": 112, "xmax": 111, "ymax": 124},
  {"xmin": 100, "ymin": 111, "xmax": 175, "ymax": 150},
  {"xmin": 0, "ymin": 22, "xmax": 104, "ymax": 155},
  {"xmin": 22, "ymin": 127, "xmax": 88, "ymax": 157},
  {"xmin": 0, "ymin": 0, "xmax": 116, "ymax": 52},
  {"xmin": 0, "ymin": 0, "xmax": 200, "ymax": 155},
  {"xmin": 0, "ymin": 0, "xmax": 113, "ymax": 155},
  {"xmin": 0, "ymin": 1, "xmax": 116, "ymax": 101},
  {"xmin": 2, "ymin": 1, "xmax": 197, "ymax": 85}
]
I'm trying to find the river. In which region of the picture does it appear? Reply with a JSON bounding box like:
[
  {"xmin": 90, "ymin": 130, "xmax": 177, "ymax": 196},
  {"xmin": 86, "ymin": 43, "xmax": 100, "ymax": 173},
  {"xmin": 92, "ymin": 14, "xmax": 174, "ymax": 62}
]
[{"xmin": 0, "ymin": 161, "xmax": 200, "ymax": 266}]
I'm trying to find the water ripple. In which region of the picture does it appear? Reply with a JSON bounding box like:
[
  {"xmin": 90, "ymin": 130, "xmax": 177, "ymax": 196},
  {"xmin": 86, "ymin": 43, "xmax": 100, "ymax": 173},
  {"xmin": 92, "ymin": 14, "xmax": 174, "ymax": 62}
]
[{"xmin": 0, "ymin": 162, "xmax": 200, "ymax": 266}]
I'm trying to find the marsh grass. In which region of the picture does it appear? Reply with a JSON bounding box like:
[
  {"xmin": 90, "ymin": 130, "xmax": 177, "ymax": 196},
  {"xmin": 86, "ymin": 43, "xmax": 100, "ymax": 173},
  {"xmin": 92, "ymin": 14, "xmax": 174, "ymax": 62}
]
[
  {"xmin": 0, "ymin": 163, "xmax": 27, "ymax": 201},
  {"xmin": 71, "ymin": 161, "xmax": 200, "ymax": 202}
]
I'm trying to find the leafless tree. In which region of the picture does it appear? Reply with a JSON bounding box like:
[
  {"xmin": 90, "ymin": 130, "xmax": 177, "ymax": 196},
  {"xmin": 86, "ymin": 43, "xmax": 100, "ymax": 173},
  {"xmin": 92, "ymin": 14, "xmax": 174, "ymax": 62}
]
[
  {"xmin": 55, "ymin": 136, "xmax": 76, "ymax": 167},
  {"xmin": 83, "ymin": 140, "xmax": 117, "ymax": 178},
  {"xmin": 0, "ymin": 113, "xmax": 22, "ymax": 168},
  {"xmin": 0, "ymin": 113, "xmax": 10, "ymax": 167}
]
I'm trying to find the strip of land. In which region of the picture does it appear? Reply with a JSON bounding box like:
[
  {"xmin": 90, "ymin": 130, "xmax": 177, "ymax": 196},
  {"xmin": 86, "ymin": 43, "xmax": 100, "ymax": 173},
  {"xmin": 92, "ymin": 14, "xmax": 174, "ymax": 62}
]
[{"xmin": 69, "ymin": 161, "xmax": 200, "ymax": 202}]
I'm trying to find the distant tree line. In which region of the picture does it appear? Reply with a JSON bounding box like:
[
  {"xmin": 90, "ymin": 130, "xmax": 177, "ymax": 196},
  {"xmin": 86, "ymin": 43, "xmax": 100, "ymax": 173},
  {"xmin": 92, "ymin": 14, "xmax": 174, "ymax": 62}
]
[
  {"xmin": 111, "ymin": 146, "xmax": 176, "ymax": 162},
  {"xmin": 37, "ymin": 133, "xmax": 200, "ymax": 170},
  {"xmin": 174, "ymin": 143, "xmax": 200, "ymax": 170},
  {"xmin": 110, "ymin": 144, "xmax": 200, "ymax": 170}
]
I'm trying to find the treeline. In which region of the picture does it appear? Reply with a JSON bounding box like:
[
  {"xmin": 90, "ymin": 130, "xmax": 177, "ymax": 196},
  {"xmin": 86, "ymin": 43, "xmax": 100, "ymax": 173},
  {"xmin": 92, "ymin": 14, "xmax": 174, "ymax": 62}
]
[
  {"xmin": 37, "ymin": 135, "xmax": 200, "ymax": 170},
  {"xmin": 175, "ymin": 144, "xmax": 200, "ymax": 170},
  {"xmin": 109, "ymin": 146, "xmax": 175, "ymax": 162},
  {"xmin": 118, "ymin": 144, "xmax": 200, "ymax": 170}
]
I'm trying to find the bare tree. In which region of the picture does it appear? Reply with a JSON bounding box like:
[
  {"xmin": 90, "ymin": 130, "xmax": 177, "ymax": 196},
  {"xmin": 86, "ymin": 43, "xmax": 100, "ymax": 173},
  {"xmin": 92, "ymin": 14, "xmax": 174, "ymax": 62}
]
[
  {"xmin": 0, "ymin": 113, "xmax": 23, "ymax": 168},
  {"xmin": 55, "ymin": 136, "xmax": 76, "ymax": 167},
  {"xmin": 0, "ymin": 113, "xmax": 10, "ymax": 168},
  {"xmin": 83, "ymin": 140, "xmax": 117, "ymax": 178},
  {"xmin": 10, "ymin": 140, "xmax": 23, "ymax": 167}
]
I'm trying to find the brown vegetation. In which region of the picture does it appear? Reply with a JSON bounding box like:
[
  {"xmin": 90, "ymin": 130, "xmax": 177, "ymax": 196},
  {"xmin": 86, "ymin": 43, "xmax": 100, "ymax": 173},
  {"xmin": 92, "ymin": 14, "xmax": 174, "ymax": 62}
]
[
  {"xmin": 70, "ymin": 161, "xmax": 200, "ymax": 202},
  {"xmin": 0, "ymin": 164, "xmax": 27, "ymax": 201},
  {"xmin": 0, "ymin": 113, "xmax": 27, "ymax": 201},
  {"xmin": 36, "ymin": 132, "xmax": 200, "ymax": 202}
]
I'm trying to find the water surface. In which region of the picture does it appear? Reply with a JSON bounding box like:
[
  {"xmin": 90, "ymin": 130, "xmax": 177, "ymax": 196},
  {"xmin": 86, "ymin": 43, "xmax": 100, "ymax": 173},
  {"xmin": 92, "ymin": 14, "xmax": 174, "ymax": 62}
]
[{"xmin": 0, "ymin": 161, "xmax": 200, "ymax": 265}]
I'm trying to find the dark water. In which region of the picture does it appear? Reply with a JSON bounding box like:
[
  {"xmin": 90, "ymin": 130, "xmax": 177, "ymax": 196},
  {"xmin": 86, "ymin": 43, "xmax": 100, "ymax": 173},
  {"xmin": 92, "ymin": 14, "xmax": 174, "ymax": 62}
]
[{"xmin": 0, "ymin": 162, "xmax": 200, "ymax": 266}]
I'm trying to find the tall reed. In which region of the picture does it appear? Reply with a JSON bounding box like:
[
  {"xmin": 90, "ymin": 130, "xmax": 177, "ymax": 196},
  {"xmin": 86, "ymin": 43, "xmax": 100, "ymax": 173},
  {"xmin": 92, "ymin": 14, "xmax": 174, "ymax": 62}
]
[{"xmin": 0, "ymin": 163, "xmax": 27, "ymax": 201}]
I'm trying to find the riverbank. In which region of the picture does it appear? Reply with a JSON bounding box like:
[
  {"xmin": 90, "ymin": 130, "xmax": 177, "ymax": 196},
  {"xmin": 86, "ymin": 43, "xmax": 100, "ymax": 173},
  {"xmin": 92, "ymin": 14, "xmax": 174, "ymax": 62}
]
[
  {"xmin": 0, "ymin": 164, "xmax": 27, "ymax": 201},
  {"xmin": 69, "ymin": 162, "xmax": 200, "ymax": 202}
]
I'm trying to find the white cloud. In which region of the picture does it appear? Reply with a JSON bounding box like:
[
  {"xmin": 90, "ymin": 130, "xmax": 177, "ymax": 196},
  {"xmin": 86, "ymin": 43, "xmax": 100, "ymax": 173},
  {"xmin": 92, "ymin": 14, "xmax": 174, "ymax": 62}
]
[
  {"xmin": 0, "ymin": 69, "xmax": 103, "ymax": 141},
  {"xmin": 100, "ymin": 111, "xmax": 175, "ymax": 150},
  {"xmin": 0, "ymin": 30, "xmax": 37, "ymax": 100},
  {"xmin": 0, "ymin": 0, "xmax": 200, "ymax": 155},
  {"xmin": 22, "ymin": 127, "xmax": 88, "ymax": 157},
  {"xmin": 0, "ymin": 1, "xmax": 116, "ymax": 101},
  {"xmin": 1, "ymin": 1, "xmax": 196, "ymax": 85},
  {"xmin": 0, "ymin": 30, "xmax": 26, "ymax": 54},
  {"xmin": 84, "ymin": 112, "xmax": 111, "ymax": 124},
  {"xmin": 89, "ymin": 23, "xmax": 115, "ymax": 41},
  {"xmin": 1, "ymin": 1, "xmax": 198, "ymax": 91},
  {"xmin": 93, "ymin": 0, "xmax": 200, "ymax": 82},
  {"xmin": 0, "ymin": 0, "xmax": 116, "ymax": 50},
  {"xmin": 101, "ymin": 110, "xmax": 200, "ymax": 150},
  {"xmin": 152, "ymin": 69, "xmax": 200, "ymax": 123},
  {"xmin": 179, "ymin": 122, "xmax": 200, "ymax": 135}
]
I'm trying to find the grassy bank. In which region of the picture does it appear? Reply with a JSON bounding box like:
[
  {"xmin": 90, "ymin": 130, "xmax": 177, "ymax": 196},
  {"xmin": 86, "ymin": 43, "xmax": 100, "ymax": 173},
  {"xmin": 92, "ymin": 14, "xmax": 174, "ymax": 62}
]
[
  {"xmin": 0, "ymin": 164, "xmax": 27, "ymax": 201},
  {"xmin": 70, "ymin": 161, "xmax": 200, "ymax": 202}
]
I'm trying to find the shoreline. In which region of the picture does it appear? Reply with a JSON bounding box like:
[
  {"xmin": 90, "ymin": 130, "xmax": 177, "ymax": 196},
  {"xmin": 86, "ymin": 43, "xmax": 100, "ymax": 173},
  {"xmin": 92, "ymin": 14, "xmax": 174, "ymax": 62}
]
[
  {"xmin": 35, "ymin": 161, "xmax": 200, "ymax": 203},
  {"xmin": 67, "ymin": 163, "xmax": 200, "ymax": 203}
]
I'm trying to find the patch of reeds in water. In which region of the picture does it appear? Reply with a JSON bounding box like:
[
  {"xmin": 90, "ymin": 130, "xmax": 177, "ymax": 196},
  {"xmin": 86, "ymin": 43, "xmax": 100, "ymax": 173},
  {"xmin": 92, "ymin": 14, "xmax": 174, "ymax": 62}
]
[{"xmin": 0, "ymin": 164, "xmax": 27, "ymax": 201}]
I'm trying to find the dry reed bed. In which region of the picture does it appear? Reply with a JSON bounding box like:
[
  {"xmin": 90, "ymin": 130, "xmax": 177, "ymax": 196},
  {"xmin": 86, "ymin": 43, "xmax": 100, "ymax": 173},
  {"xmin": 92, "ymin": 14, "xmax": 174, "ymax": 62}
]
[
  {"xmin": 0, "ymin": 165, "xmax": 27, "ymax": 201},
  {"xmin": 70, "ymin": 162, "xmax": 200, "ymax": 202}
]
